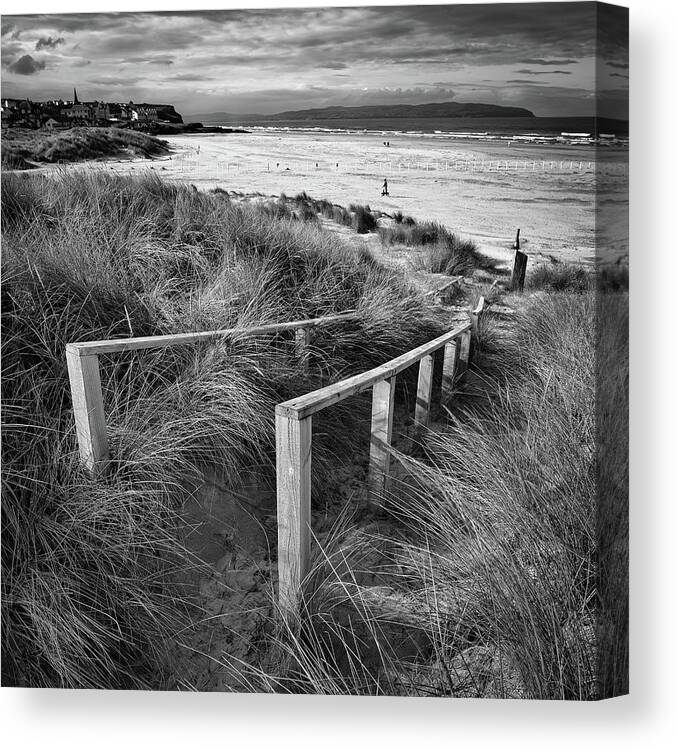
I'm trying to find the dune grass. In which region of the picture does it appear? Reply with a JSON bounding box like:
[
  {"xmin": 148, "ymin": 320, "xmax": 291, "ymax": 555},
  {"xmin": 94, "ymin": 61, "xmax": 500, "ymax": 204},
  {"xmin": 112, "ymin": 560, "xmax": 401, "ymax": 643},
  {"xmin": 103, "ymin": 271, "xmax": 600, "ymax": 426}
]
[
  {"xmin": 1, "ymin": 127, "xmax": 169, "ymax": 169},
  {"xmin": 244, "ymin": 286, "xmax": 627, "ymax": 699},
  {"xmin": 0, "ymin": 170, "xmax": 444, "ymax": 688},
  {"xmin": 379, "ymin": 218, "xmax": 492, "ymax": 276},
  {"xmin": 528, "ymin": 262, "xmax": 629, "ymax": 295}
]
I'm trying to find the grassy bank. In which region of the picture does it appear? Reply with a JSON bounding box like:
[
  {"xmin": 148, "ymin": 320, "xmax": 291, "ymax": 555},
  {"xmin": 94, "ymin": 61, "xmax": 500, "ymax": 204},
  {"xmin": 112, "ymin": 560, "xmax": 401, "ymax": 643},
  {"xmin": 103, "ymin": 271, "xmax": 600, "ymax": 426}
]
[
  {"xmin": 1, "ymin": 127, "xmax": 169, "ymax": 170},
  {"xmin": 1, "ymin": 170, "xmax": 445, "ymax": 688}
]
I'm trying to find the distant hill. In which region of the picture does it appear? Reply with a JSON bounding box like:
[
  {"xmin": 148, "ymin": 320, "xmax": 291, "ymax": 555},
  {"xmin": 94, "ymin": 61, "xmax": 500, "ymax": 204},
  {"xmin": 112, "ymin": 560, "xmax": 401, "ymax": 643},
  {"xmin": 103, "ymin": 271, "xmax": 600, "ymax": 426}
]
[{"xmin": 186, "ymin": 101, "xmax": 535, "ymax": 123}]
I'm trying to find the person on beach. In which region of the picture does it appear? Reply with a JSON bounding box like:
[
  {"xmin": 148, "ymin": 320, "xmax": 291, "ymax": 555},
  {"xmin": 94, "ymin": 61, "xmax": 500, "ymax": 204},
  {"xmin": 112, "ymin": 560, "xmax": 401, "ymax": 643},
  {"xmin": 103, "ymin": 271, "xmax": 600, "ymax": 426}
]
[{"xmin": 381, "ymin": 178, "xmax": 389, "ymax": 196}]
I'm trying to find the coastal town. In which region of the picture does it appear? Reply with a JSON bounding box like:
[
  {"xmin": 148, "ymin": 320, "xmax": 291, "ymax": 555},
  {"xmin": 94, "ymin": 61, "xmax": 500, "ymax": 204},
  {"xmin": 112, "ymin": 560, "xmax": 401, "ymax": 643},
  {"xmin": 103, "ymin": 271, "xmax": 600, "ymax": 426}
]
[{"xmin": 0, "ymin": 89, "xmax": 183, "ymax": 130}]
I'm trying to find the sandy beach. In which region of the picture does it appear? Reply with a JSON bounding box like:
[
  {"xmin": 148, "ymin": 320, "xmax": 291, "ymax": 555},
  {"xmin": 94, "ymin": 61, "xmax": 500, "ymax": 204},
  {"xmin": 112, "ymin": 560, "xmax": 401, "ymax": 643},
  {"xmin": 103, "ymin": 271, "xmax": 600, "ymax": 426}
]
[{"xmin": 51, "ymin": 129, "xmax": 628, "ymax": 265}]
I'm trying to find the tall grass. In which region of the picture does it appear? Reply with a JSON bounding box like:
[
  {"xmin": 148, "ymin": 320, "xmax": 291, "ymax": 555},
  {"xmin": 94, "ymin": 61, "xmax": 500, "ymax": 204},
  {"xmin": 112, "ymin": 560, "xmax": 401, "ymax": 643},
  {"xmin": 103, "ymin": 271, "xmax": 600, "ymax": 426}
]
[
  {"xmin": 380, "ymin": 218, "xmax": 491, "ymax": 276},
  {"xmin": 1, "ymin": 170, "xmax": 444, "ymax": 688},
  {"xmin": 246, "ymin": 288, "xmax": 626, "ymax": 699},
  {"xmin": 349, "ymin": 203, "xmax": 378, "ymax": 234}
]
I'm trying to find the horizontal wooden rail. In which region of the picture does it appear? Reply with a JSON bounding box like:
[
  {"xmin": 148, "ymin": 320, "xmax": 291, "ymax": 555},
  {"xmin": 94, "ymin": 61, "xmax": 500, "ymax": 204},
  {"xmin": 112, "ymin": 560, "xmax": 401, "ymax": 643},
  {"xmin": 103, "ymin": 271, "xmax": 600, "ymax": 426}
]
[
  {"xmin": 277, "ymin": 320, "xmax": 471, "ymax": 421},
  {"xmin": 66, "ymin": 312, "xmax": 358, "ymax": 357},
  {"xmin": 66, "ymin": 312, "xmax": 358, "ymax": 475},
  {"xmin": 275, "ymin": 305, "xmax": 486, "ymax": 616}
]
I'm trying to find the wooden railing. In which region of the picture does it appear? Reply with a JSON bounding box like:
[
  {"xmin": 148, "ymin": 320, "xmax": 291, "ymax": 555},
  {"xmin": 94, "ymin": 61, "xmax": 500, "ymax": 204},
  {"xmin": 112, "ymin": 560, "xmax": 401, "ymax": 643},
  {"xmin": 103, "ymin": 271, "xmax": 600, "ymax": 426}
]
[
  {"xmin": 275, "ymin": 298, "xmax": 486, "ymax": 615},
  {"xmin": 65, "ymin": 298, "xmax": 487, "ymax": 621},
  {"xmin": 66, "ymin": 313, "xmax": 357, "ymax": 477}
]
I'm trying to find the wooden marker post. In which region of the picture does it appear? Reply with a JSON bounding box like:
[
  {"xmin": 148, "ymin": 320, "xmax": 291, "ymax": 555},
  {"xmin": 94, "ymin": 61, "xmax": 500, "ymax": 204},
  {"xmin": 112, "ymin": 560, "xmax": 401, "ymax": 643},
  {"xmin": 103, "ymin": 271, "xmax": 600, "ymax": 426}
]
[
  {"xmin": 66, "ymin": 345, "xmax": 109, "ymax": 477},
  {"xmin": 514, "ymin": 227, "xmax": 521, "ymax": 250},
  {"xmin": 510, "ymin": 249, "xmax": 528, "ymax": 292}
]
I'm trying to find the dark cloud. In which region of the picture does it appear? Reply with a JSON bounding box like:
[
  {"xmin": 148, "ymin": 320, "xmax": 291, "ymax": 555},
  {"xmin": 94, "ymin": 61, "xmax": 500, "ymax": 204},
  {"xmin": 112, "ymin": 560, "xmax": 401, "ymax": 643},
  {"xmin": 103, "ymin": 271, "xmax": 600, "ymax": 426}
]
[
  {"xmin": 36, "ymin": 36, "xmax": 65, "ymax": 50},
  {"xmin": 7, "ymin": 54, "xmax": 45, "ymax": 75},
  {"xmin": 170, "ymin": 73, "xmax": 215, "ymax": 82},
  {"xmin": 124, "ymin": 55, "xmax": 174, "ymax": 66},
  {"xmin": 515, "ymin": 69, "xmax": 573, "ymax": 75},
  {"xmin": 607, "ymin": 61, "xmax": 629, "ymax": 70},
  {"xmin": 320, "ymin": 62, "xmax": 348, "ymax": 70},
  {"xmin": 610, "ymin": 73, "xmax": 629, "ymax": 79},
  {"xmin": 517, "ymin": 58, "xmax": 578, "ymax": 65}
]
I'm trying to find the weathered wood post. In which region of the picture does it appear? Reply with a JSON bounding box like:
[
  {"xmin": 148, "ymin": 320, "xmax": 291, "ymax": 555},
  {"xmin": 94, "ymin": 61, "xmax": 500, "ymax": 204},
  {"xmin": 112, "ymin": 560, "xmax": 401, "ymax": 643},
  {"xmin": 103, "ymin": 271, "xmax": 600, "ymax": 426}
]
[
  {"xmin": 367, "ymin": 376, "xmax": 396, "ymax": 506},
  {"xmin": 510, "ymin": 249, "xmax": 528, "ymax": 292},
  {"xmin": 457, "ymin": 330, "xmax": 472, "ymax": 374},
  {"xmin": 414, "ymin": 354, "xmax": 434, "ymax": 429},
  {"xmin": 471, "ymin": 296, "xmax": 485, "ymax": 338},
  {"xmin": 66, "ymin": 345, "xmax": 109, "ymax": 477},
  {"xmin": 275, "ymin": 408, "xmax": 312, "ymax": 618},
  {"xmin": 294, "ymin": 326, "xmax": 311, "ymax": 372},
  {"xmin": 514, "ymin": 227, "xmax": 521, "ymax": 250},
  {"xmin": 440, "ymin": 341, "xmax": 458, "ymax": 403}
]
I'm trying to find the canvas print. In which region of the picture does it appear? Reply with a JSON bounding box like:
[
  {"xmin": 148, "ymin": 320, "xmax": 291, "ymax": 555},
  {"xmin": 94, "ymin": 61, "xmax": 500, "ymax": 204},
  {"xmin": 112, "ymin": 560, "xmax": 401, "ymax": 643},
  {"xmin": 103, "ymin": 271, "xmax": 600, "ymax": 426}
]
[{"xmin": 0, "ymin": 2, "xmax": 628, "ymax": 698}]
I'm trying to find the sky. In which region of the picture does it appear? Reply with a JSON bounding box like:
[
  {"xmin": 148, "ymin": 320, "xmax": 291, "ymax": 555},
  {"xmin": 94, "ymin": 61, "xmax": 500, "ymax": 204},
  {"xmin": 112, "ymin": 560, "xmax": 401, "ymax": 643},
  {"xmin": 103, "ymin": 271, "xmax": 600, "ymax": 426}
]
[{"xmin": 1, "ymin": 2, "xmax": 629, "ymax": 119}]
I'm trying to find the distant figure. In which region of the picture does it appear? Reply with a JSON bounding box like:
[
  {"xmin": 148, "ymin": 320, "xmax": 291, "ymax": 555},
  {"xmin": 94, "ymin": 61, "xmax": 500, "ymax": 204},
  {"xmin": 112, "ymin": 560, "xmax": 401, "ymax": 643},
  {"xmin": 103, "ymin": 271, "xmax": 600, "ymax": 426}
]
[
  {"xmin": 315, "ymin": 162, "xmax": 318, "ymax": 169},
  {"xmin": 276, "ymin": 162, "xmax": 280, "ymax": 169},
  {"xmin": 387, "ymin": 141, "xmax": 390, "ymax": 147},
  {"xmin": 336, "ymin": 162, "xmax": 339, "ymax": 169},
  {"xmin": 381, "ymin": 178, "xmax": 389, "ymax": 196}
]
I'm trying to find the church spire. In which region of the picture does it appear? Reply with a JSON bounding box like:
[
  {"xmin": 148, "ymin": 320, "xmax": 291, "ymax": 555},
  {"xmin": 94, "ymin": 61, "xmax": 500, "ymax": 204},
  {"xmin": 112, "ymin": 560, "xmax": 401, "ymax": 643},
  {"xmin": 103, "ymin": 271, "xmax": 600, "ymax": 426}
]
[{"xmin": 73, "ymin": 87, "xmax": 79, "ymax": 105}]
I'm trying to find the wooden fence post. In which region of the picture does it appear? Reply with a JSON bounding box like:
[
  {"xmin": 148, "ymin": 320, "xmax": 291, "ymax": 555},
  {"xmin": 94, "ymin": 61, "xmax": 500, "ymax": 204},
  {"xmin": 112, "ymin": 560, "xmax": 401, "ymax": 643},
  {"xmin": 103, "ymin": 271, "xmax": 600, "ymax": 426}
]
[
  {"xmin": 294, "ymin": 327, "xmax": 311, "ymax": 371},
  {"xmin": 471, "ymin": 296, "xmax": 485, "ymax": 337},
  {"xmin": 440, "ymin": 341, "xmax": 458, "ymax": 403},
  {"xmin": 514, "ymin": 227, "xmax": 521, "ymax": 250},
  {"xmin": 66, "ymin": 345, "xmax": 109, "ymax": 476},
  {"xmin": 510, "ymin": 250, "xmax": 528, "ymax": 291},
  {"xmin": 414, "ymin": 354, "xmax": 434, "ymax": 429},
  {"xmin": 458, "ymin": 330, "xmax": 472, "ymax": 374},
  {"xmin": 276, "ymin": 409, "xmax": 312, "ymax": 618},
  {"xmin": 368, "ymin": 376, "xmax": 396, "ymax": 506}
]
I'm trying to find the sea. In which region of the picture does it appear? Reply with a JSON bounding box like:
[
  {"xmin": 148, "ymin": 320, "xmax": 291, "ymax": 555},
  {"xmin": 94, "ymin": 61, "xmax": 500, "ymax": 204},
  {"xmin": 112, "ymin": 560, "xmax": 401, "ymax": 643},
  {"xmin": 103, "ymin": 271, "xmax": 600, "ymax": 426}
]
[{"xmin": 203, "ymin": 115, "xmax": 628, "ymax": 143}]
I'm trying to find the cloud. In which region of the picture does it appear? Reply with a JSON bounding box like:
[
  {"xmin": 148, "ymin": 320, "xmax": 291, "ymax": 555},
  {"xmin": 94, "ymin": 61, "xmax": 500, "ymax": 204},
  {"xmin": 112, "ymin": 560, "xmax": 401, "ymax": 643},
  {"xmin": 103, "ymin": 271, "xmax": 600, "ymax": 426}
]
[
  {"xmin": 517, "ymin": 58, "xmax": 578, "ymax": 65},
  {"xmin": 515, "ymin": 69, "xmax": 573, "ymax": 75},
  {"xmin": 87, "ymin": 75, "xmax": 144, "ymax": 86},
  {"xmin": 7, "ymin": 54, "xmax": 45, "ymax": 75},
  {"xmin": 170, "ymin": 73, "xmax": 215, "ymax": 81},
  {"xmin": 1, "ymin": 4, "xmax": 625, "ymax": 117},
  {"xmin": 606, "ymin": 61, "xmax": 629, "ymax": 69},
  {"xmin": 610, "ymin": 73, "xmax": 629, "ymax": 79},
  {"xmin": 36, "ymin": 36, "xmax": 65, "ymax": 50}
]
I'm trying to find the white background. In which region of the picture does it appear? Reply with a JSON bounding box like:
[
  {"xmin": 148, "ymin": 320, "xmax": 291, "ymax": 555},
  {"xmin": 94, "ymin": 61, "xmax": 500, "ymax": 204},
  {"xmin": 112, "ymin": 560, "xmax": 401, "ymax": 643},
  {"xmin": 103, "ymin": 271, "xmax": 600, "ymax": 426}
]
[{"xmin": 1, "ymin": 1, "xmax": 676, "ymax": 748}]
